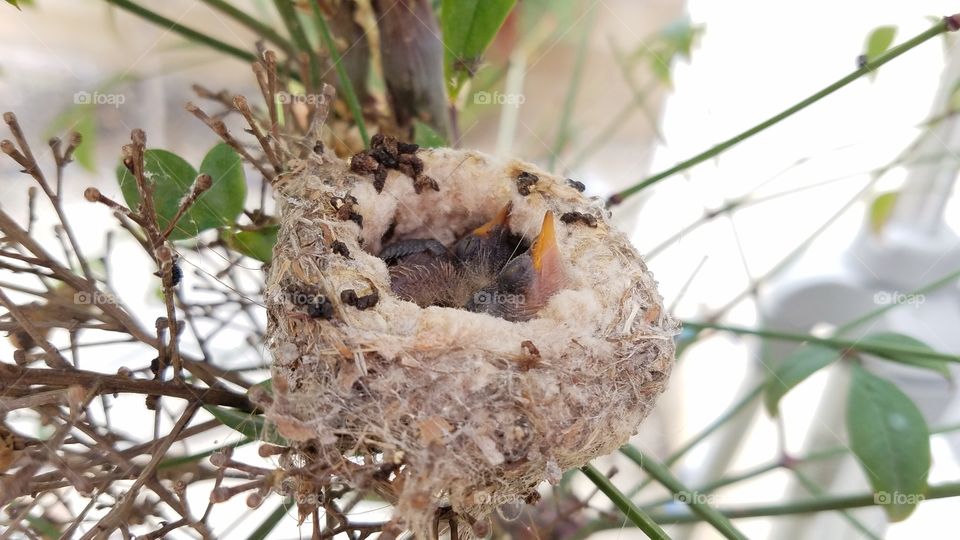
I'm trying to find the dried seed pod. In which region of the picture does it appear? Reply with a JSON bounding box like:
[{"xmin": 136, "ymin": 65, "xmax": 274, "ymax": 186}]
[{"xmin": 263, "ymin": 147, "xmax": 677, "ymax": 537}]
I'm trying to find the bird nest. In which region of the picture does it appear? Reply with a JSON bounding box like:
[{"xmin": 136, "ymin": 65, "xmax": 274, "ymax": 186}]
[{"xmin": 261, "ymin": 137, "xmax": 677, "ymax": 536}]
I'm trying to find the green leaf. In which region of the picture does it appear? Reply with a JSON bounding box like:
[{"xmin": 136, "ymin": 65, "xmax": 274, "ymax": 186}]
[
  {"xmin": 413, "ymin": 120, "xmax": 447, "ymax": 148},
  {"xmin": 204, "ymin": 406, "xmax": 288, "ymax": 445},
  {"xmin": 657, "ymin": 17, "xmax": 702, "ymax": 61},
  {"xmin": 25, "ymin": 515, "xmax": 60, "ymax": 539},
  {"xmin": 191, "ymin": 143, "xmax": 247, "ymax": 236},
  {"xmin": 865, "ymin": 26, "xmax": 897, "ymax": 62},
  {"xmin": 630, "ymin": 17, "xmax": 704, "ymax": 87},
  {"xmin": 441, "ymin": 0, "xmax": 517, "ymax": 96},
  {"xmin": 764, "ymin": 345, "xmax": 840, "ymax": 416},
  {"xmin": 869, "ymin": 191, "xmax": 898, "ymax": 235},
  {"xmin": 48, "ymin": 105, "xmax": 97, "ymax": 172},
  {"xmin": 847, "ymin": 365, "xmax": 930, "ymax": 522},
  {"xmin": 70, "ymin": 112, "xmax": 97, "ymax": 172},
  {"xmin": 5, "ymin": 0, "xmax": 21, "ymax": 9},
  {"xmin": 116, "ymin": 144, "xmax": 246, "ymax": 240},
  {"xmin": 860, "ymin": 332, "xmax": 951, "ymax": 379},
  {"xmin": 864, "ymin": 26, "xmax": 897, "ymax": 81},
  {"xmin": 117, "ymin": 149, "xmax": 197, "ymax": 233},
  {"xmin": 224, "ymin": 224, "xmax": 279, "ymax": 262}
]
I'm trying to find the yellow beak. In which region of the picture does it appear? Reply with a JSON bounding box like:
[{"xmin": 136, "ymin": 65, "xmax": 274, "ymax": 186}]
[
  {"xmin": 472, "ymin": 202, "xmax": 512, "ymax": 238},
  {"xmin": 531, "ymin": 211, "xmax": 557, "ymax": 272}
]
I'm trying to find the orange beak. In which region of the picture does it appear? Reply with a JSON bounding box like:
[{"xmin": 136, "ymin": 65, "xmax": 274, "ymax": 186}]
[
  {"xmin": 531, "ymin": 211, "xmax": 558, "ymax": 272},
  {"xmin": 471, "ymin": 202, "xmax": 512, "ymax": 238}
]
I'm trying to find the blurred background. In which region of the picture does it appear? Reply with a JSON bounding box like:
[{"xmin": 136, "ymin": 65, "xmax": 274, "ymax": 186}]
[{"xmin": 2, "ymin": 0, "xmax": 960, "ymax": 538}]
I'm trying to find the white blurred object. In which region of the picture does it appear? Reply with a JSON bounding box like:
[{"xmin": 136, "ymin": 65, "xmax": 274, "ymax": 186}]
[{"xmin": 753, "ymin": 40, "xmax": 960, "ymax": 540}]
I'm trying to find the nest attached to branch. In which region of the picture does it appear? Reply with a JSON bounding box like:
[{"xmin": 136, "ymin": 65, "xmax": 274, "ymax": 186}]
[{"xmin": 261, "ymin": 138, "xmax": 677, "ymax": 536}]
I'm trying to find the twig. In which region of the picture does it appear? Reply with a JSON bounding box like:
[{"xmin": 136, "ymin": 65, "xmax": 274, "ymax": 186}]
[
  {"xmin": 642, "ymin": 481, "xmax": 960, "ymax": 524},
  {"xmin": 233, "ymin": 95, "xmax": 283, "ymax": 173},
  {"xmin": 608, "ymin": 15, "xmax": 960, "ymax": 205},
  {"xmin": 199, "ymin": 0, "xmax": 294, "ymax": 56},
  {"xmin": 103, "ymin": 0, "xmax": 257, "ymax": 63},
  {"xmin": 3, "ymin": 112, "xmax": 95, "ymax": 282},
  {"xmin": 579, "ymin": 464, "xmax": 669, "ymax": 540},
  {"xmin": 0, "ymin": 364, "xmax": 257, "ymax": 411},
  {"xmin": 0, "ymin": 288, "xmax": 70, "ymax": 368},
  {"xmin": 79, "ymin": 401, "xmax": 201, "ymax": 540},
  {"xmin": 160, "ymin": 173, "xmax": 213, "ymax": 239},
  {"xmin": 620, "ymin": 446, "xmax": 747, "ymax": 540},
  {"xmin": 187, "ymin": 102, "xmax": 276, "ymax": 181},
  {"xmin": 684, "ymin": 320, "xmax": 960, "ymax": 363}
]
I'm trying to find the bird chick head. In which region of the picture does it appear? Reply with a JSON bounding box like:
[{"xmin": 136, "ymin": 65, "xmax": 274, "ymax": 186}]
[
  {"xmin": 381, "ymin": 205, "xmax": 565, "ymax": 322},
  {"xmin": 451, "ymin": 202, "xmax": 523, "ymax": 274},
  {"xmin": 465, "ymin": 211, "xmax": 566, "ymax": 321}
]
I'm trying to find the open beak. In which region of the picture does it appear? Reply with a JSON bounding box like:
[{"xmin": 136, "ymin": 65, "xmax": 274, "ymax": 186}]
[{"xmin": 471, "ymin": 202, "xmax": 512, "ymax": 238}]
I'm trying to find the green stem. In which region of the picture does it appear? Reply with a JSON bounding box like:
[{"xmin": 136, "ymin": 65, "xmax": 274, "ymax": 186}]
[
  {"xmin": 643, "ymin": 461, "xmax": 783, "ymax": 509},
  {"xmin": 621, "ymin": 447, "xmax": 748, "ymax": 540},
  {"xmin": 643, "ymin": 444, "xmax": 875, "ymax": 509},
  {"xmin": 609, "ymin": 15, "xmax": 958, "ymax": 206},
  {"xmin": 836, "ymin": 267, "xmax": 960, "ymax": 334},
  {"xmin": 273, "ymin": 0, "xmax": 320, "ymax": 89},
  {"xmin": 639, "ymin": 418, "xmax": 960, "ymax": 509},
  {"xmin": 622, "ymin": 264, "xmax": 960, "ymax": 503},
  {"xmin": 642, "ymin": 481, "xmax": 960, "ymax": 524},
  {"xmin": 579, "ymin": 465, "xmax": 670, "ymax": 540},
  {"xmin": 683, "ymin": 321, "xmax": 960, "ymax": 363},
  {"xmin": 311, "ymin": 2, "xmax": 370, "ymax": 147},
  {"xmin": 103, "ymin": 0, "xmax": 257, "ymax": 63},
  {"xmin": 548, "ymin": 3, "xmax": 597, "ymax": 170},
  {"xmin": 199, "ymin": 0, "xmax": 294, "ymax": 56}
]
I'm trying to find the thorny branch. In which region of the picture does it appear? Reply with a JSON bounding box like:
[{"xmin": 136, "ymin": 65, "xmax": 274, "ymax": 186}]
[
  {"xmin": 0, "ymin": 109, "xmax": 277, "ymax": 537},
  {"xmin": 0, "ymin": 48, "xmax": 404, "ymax": 539}
]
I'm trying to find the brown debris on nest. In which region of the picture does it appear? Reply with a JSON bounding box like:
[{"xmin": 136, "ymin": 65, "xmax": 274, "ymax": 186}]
[
  {"xmin": 262, "ymin": 145, "xmax": 677, "ymax": 537},
  {"xmin": 350, "ymin": 133, "xmax": 439, "ymax": 194}
]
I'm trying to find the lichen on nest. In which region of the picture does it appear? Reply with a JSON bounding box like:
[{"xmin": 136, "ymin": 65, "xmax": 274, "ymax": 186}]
[{"xmin": 259, "ymin": 136, "xmax": 678, "ymax": 537}]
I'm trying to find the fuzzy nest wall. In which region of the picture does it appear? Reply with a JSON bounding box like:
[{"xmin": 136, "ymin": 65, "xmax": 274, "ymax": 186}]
[{"xmin": 262, "ymin": 142, "xmax": 678, "ymax": 536}]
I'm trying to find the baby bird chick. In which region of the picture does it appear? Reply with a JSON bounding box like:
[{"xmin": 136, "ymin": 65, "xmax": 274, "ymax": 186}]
[
  {"xmin": 380, "ymin": 206, "xmax": 565, "ymax": 321},
  {"xmin": 382, "ymin": 204, "xmax": 523, "ymax": 308},
  {"xmin": 451, "ymin": 202, "xmax": 523, "ymax": 274},
  {"xmin": 465, "ymin": 211, "xmax": 565, "ymax": 321}
]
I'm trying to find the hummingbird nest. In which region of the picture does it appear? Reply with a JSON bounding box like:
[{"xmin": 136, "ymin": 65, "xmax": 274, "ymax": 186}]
[{"xmin": 261, "ymin": 138, "xmax": 677, "ymax": 536}]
